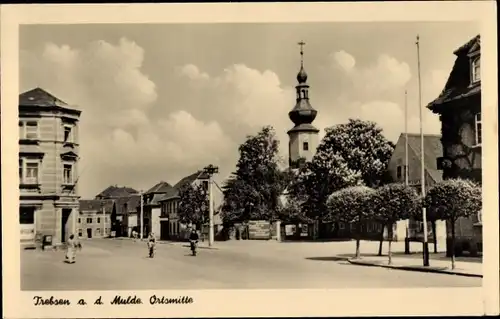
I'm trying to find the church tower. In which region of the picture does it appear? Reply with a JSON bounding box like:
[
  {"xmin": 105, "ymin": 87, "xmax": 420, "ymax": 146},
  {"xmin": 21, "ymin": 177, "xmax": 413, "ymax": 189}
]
[{"xmin": 288, "ymin": 41, "xmax": 319, "ymax": 168}]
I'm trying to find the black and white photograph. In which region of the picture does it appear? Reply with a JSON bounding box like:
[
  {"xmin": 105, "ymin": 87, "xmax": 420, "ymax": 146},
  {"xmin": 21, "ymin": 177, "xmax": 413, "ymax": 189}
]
[{"xmin": 1, "ymin": 2, "xmax": 498, "ymax": 318}]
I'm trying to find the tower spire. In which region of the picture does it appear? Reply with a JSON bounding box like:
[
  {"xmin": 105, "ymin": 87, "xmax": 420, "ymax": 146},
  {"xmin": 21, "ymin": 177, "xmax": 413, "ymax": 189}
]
[{"xmin": 298, "ymin": 40, "xmax": 305, "ymax": 68}]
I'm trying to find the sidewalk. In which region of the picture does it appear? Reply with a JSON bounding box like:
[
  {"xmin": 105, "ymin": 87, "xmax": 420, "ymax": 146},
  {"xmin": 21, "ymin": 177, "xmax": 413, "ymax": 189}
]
[{"xmin": 347, "ymin": 255, "xmax": 482, "ymax": 278}]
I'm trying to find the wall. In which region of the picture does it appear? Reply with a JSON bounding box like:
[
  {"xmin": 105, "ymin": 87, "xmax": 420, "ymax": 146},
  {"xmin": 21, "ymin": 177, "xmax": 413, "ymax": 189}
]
[
  {"xmin": 77, "ymin": 211, "xmax": 111, "ymax": 238},
  {"xmin": 151, "ymin": 207, "xmax": 161, "ymax": 239},
  {"xmin": 288, "ymin": 130, "xmax": 319, "ymax": 165}
]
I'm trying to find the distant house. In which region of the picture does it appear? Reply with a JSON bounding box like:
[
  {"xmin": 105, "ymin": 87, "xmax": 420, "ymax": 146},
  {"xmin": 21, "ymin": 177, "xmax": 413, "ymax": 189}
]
[
  {"xmin": 112, "ymin": 195, "xmax": 141, "ymax": 237},
  {"xmin": 158, "ymin": 171, "xmax": 223, "ymax": 241},
  {"xmin": 427, "ymin": 34, "xmax": 482, "ymax": 256},
  {"xmin": 387, "ymin": 133, "xmax": 446, "ymax": 243},
  {"xmin": 95, "ymin": 185, "xmax": 138, "ymax": 200},
  {"xmin": 78, "ymin": 199, "xmax": 113, "ymax": 239},
  {"xmin": 140, "ymin": 181, "xmax": 173, "ymax": 240}
]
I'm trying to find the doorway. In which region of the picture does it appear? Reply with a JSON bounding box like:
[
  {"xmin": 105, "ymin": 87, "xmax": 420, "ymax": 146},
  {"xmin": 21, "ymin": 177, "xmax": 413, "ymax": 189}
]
[
  {"xmin": 87, "ymin": 228, "xmax": 92, "ymax": 238},
  {"xmin": 61, "ymin": 209, "xmax": 72, "ymax": 243}
]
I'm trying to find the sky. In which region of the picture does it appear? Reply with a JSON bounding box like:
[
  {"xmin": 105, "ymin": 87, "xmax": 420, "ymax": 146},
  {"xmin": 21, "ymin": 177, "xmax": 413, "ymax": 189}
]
[{"xmin": 19, "ymin": 22, "xmax": 480, "ymax": 198}]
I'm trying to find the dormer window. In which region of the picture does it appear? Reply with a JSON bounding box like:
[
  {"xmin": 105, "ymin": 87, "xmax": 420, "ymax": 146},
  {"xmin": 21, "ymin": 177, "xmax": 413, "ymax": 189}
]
[{"xmin": 471, "ymin": 56, "xmax": 480, "ymax": 83}]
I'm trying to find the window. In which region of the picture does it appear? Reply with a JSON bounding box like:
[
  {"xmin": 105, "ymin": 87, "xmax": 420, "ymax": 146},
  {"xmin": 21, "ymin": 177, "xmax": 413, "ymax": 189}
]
[
  {"xmin": 97, "ymin": 217, "xmax": 101, "ymax": 224},
  {"xmin": 78, "ymin": 218, "xmax": 81, "ymax": 224},
  {"xmin": 25, "ymin": 122, "xmax": 39, "ymax": 139},
  {"xmin": 396, "ymin": 166, "xmax": 402, "ymax": 179},
  {"xmin": 78, "ymin": 229, "xmax": 83, "ymax": 237},
  {"xmin": 202, "ymin": 181, "xmax": 209, "ymax": 191},
  {"xmin": 63, "ymin": 125, "xmax": 73, "ymax": 143},
  {"xmin": 474, "ymin": 112, "xmax": 482, "ymax": 146},
  {"xmin": 19, "ymin": 207, "xmax": 35, "ymax": 224},
  {"xmin": 87, "ymin": 217, "xmax": 93, "ymax": 224},
  {"xmin": 472, "ymin": 57, "xmax": 480, "ymax": 83},
  {"xmin": 303, "ymin": 142, "xmax": 309, "ymax": 151},
  {"xmin": 19, "ymin": 159, "xmax": 23, "ymax": 181},
  {"xmin": 63, "ymin": 164, "xmax": 73, "ymax": 184},
  {"xmin": 25, "ymin": 162, "xmax": 39, "ymax": 184}
]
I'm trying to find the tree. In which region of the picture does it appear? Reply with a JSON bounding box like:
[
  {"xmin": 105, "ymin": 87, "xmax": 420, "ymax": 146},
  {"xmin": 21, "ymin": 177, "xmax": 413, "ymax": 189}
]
[
  {"xmin": 424, "ymin": 179, "xmax": 482, "ymax": 269},
  {"xmin": 290, "ymin": 119, "xmax": 394, "ymax": 237},
  {"xmin": 326, "ymin": 186, "xmax": 376, "ymax": 258},
  {"xmin": 373, "ymin": 183, "xmax": 419, "ymax": 265},
  {"xmin": 222, "ymin": 126, "xmax": 287, "ymax": 225},
  {"xmin": 317, "ymin": 119, "xmax": 395, "ymax": 188},
  {"xmin": 178, "ymin": 183, "xmax": 209, "ymax": 229}
]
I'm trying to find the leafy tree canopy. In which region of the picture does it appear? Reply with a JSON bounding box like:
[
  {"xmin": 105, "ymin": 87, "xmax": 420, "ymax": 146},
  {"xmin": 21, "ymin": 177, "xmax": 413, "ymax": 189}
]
[
  {"xmin": 373, "ymin": 183, "xmax": 419, "ymax": 225},
  {"xmin": 326, "ymin": 185, "xmax": 376, "ymax": 223},
  {"xmin": 424, "ymin": 179, "xmax": 482, "ymax": 222},
  {"xmin": 177, "ymin": 183, "xmax": 209, "ymax": 226}
]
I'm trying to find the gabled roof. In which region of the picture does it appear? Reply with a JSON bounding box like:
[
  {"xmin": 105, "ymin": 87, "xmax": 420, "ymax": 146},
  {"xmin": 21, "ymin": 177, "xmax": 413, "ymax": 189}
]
[
  {"xmin": 79, "ymin": 199, "xmax": 114, "ymax": 212},
  {"xmin": 401, "ymin": 133, "xmax": 443, "ymax": 183},
  {"xmin": 158, "ymin": 170, "xmax": 209, "ymax": 202},
  {"xmin": 114, "ymin": 195, "xmax": 141, "ymax": 215},
  {"xmin": 145, "ymin": 181, "xmax": 173, "ymax": 194},
  {"xmin": 95, "ymin": 185, "xmax": 138, "ymax": 199},
  {"xmin": 427, "ymin": 35, "xmax": 481, "ymax": 113}
]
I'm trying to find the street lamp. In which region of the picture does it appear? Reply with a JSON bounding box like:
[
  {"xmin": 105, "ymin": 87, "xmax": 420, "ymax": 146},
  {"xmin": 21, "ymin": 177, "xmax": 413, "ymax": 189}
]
[{"xmin": 203, "ymin": 164, "xmax": 219, "ymax": 246}]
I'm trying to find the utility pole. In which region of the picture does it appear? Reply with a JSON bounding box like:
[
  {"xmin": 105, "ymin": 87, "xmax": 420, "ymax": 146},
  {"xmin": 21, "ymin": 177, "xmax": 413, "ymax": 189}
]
[
  {"xmin": 203, "ymin": 164, "xmax": 219, "ymax": 247},
  {"xmin": 416, "ymin": 35, "xmax": 430, "ymax": 267},
  {"xmin": 140, "ymin": 190, "xmax": 144, "ymax": 240},
  {"xmin": 404, "ymin": 90, "xmax": 410, "ymax": 254}
]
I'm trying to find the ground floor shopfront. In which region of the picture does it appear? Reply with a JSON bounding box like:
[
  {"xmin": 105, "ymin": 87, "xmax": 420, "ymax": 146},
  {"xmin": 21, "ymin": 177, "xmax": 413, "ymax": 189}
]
[{"xmin": 20, "ymin": 196, "xmax": 79, "ymax": 247}]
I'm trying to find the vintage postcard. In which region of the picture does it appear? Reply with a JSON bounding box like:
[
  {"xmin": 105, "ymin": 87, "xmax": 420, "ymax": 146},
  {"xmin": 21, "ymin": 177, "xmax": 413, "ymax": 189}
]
[{"xmin": 1, "ymin": 2, "xmax": 498, "ymax": 318}]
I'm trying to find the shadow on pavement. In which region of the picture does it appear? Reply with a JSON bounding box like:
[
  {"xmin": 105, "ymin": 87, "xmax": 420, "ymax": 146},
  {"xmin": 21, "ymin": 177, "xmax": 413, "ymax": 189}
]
[{"xmin": 305, "ymin": 256, "xmax": 351, "ymax": 262}]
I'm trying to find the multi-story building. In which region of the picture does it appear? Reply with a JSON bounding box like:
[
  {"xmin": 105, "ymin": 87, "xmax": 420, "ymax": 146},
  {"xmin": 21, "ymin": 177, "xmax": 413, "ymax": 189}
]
[
  {"xmin": 19, "ymin": 88, "xmax": 81, "ymax": 247},
  {"xmin": 78, "ymin": 199, "xmax": 113, "ymax": 238},
  {"xmin": 427, "ymin": 34, "xmax": 482, "ymax": 256}
]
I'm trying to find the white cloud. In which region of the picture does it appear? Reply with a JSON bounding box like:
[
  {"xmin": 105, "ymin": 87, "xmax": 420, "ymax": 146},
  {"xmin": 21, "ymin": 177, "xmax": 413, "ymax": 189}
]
[{"xmin": 331, "ymin": 50, "xmax": 356, "ymax": 72}]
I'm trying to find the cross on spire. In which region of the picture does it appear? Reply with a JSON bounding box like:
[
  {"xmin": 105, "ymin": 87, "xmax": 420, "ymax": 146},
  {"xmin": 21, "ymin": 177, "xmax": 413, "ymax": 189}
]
[{"xmin": 298, "ymin": 41, "xmax": 306, "ymax": 66}]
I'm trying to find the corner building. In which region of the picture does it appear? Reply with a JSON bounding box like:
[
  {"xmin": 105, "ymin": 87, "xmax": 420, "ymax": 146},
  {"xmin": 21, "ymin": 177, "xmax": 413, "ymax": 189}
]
[{"xmin": 19, "ymin": 88, "xmax": 81, "ymax": 247}]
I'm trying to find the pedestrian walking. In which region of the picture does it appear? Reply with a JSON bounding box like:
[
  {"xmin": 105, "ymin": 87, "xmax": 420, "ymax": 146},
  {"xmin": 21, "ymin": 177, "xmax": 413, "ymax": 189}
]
[{"xmin": 65, "ymin": 234, "xmax": 81, "ymax": 264}]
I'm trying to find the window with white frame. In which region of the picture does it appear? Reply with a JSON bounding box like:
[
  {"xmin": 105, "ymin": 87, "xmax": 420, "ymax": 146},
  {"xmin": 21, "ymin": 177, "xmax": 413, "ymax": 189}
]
[
  {"xmin": 87, "ymin": 217, "xmax": 92, "ymax": 224},
  {"xmin": 25, "ymin": 121, "xmax": 39, "ymax": 140},
  {"xmin": 474, "ymin": 112, "xmax": 482, "ymax": 146},
  {"xmin": 24, "ymin": 161, "xmax": 39, "ymax": 184},
  {"xmin": 472, "ymin": 57, "xmax": 480, "ymax": 83},
  {"xmin": 63, "ymin": 163, "xmax": 73, "ymax": 184},
  {"xmin": 78, "ymin": 229, "xmax": 83, "ymax": 237},
  {"xmin": 63, "ymin": 124, "xmax": 73, "ymax": 143}
]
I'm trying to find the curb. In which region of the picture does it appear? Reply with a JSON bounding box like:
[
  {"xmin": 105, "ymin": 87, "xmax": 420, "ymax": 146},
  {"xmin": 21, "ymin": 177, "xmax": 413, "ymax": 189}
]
[{"xmin": 347, "ymin": 259, "xmax": 482, "ymax": 278}]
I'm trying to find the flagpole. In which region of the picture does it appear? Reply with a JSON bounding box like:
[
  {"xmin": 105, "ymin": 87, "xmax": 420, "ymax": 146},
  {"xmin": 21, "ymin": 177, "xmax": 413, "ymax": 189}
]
[
  {"xmin": 404, "ymin": 90, "xmax": 410, "ymax": 254},
  {"xmin": 416, "ymin": 35, "xmax": 430, "ymax": 267}
]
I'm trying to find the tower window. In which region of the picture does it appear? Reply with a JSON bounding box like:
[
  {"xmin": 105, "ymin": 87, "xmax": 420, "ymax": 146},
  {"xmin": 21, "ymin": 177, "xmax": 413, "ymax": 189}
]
[
  {"xmin": 303, "ymin": 142, "xmax": 309, "ymax": 151},
  {"xmin": 471, "ymin": 57, "xmax": 480, "ymax": 83}
]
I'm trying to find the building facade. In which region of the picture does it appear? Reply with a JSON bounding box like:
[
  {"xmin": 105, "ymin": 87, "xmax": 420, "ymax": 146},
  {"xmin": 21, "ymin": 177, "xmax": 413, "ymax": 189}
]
[
  {"xmin": 78, "ymin": 199, "xmax": 113, "ymax": 238},
  {"xmin": 287, "ymin": 43, "xmax": 319, "ymax": 168},
  {"xmin": 427, "ymin": 34, "xmax": 482, "ymax": 256},
  {"xmin": 140, "ymin": 181, "xmax": 173, "ymax": 240},
  {"xmin": 19, "ymin": 88, "xmax": 81, "ymax": 247}
]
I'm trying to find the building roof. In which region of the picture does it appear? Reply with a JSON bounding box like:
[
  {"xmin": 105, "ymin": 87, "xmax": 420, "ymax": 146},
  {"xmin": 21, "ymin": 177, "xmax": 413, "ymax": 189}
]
[
  {"xmin": 95, "ymin": 185, "xmax": 138, "ymax": 199},
  {"xmin": 403, "ymin": 133, "xmax": 443, "ymax": 183},
  {"xmin": 114, "ymin": 195, "xmax": 141, "ymax": 215},
  {"xmin": 157, "ymin": 170, "xmax": 209, "ymax": 202},
  {"xmin": 145, "ymin": 181, "xmax": 173, "ymax": 194},
  {"xmin": 427, "ymin": 35, "xmax": 481, "ymax": 113},
  {"xmin": 19, "ymin": 88, "xmax": 81, "ymax": 115},
  {"xmin": 79, "ymin": 199, "xmax": 114, "ymax": 212}
]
